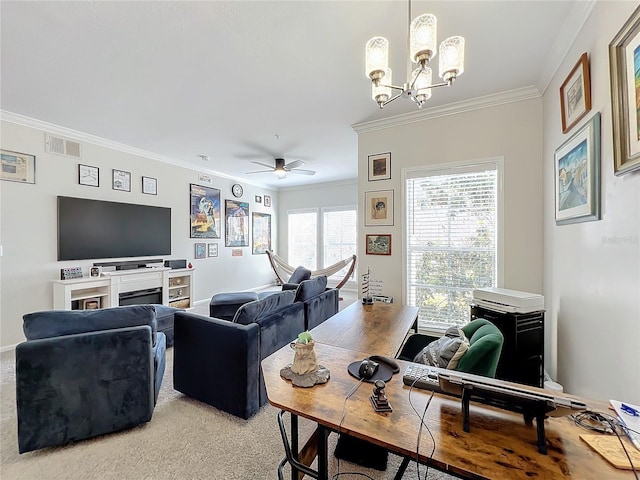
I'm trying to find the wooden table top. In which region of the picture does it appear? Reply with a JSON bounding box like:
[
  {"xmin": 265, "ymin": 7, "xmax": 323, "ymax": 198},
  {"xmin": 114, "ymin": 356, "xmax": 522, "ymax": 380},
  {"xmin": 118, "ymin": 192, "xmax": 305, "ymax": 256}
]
[
  {"xmin": 309, "ymin": 301, "xmax": 418, "ymax": 358},
  {"xmin": 262, "ymin": 342, "xmax": 632, "ymax": 480}
]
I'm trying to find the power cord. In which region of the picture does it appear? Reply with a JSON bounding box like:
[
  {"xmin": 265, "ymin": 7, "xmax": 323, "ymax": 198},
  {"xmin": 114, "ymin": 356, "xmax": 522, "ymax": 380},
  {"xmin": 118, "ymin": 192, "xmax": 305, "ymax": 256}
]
[
  {"xmin": 407, "ymin": 376, "xmax": 437, "ymax": 480},
  {"xmin": 572, "ymin": 410, "xmax": 639, "ymax": 480},
  {"xmin": 331, "ymin": 377, "xmax": 376, "ymax": 480}
]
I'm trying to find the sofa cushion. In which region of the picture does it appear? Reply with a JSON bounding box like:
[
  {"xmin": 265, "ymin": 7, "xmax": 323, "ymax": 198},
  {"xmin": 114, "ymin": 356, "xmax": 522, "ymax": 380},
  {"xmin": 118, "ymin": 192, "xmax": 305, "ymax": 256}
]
[
  {"xmin": 413, "ymin": 326, "xmax": 470, "ymax": 369},
  {"xmin": 23, "ymin": 305, "xmax": 158, "ymax": 345},
  {"xmin": 288, "ymin": 266, "xmax": 312, "ymax": 284},
  {"xmin": 295, "ymin": 276, "xmax": 328, "ymax": 302},
  {"xmin": 210, "ymin": 292, "xmax": 259, "ymax": 321},
  {"xmin": 233, "ymin": 290, "xmax": 296, "ymax": 325}
]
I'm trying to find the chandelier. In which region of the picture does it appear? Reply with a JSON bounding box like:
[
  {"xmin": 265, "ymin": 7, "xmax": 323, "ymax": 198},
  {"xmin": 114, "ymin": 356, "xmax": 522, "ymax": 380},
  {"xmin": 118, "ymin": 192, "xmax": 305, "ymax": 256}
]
[{"xmin": 365, "ymin": 2, "xmax": 465, "ymax": 109}]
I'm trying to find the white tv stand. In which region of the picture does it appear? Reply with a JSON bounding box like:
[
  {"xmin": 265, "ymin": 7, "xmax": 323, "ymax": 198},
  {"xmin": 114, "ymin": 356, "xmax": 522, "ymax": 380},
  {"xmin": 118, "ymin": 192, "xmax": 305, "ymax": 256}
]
[{"xmin": 52, "ymin": 267, "xmax": 194, "ymax": 310}]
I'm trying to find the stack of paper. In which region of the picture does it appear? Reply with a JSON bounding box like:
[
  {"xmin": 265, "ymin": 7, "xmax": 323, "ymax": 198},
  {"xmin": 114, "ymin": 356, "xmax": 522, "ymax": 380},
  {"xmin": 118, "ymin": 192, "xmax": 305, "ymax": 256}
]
[{"xmin": 611, "ymin": 399, "xmax": 640, "ymax": 451}]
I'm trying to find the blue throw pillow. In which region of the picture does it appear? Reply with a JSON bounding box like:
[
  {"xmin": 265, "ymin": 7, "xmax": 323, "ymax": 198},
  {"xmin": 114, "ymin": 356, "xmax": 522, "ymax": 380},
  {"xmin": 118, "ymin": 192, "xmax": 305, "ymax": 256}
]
[
  {"xmin": 295, "ymin": 276, "xmax": 328, "ymax": 302},
  {"xmin": 233, "ymin": 290, "xmax": 295, "ymax": 325}
]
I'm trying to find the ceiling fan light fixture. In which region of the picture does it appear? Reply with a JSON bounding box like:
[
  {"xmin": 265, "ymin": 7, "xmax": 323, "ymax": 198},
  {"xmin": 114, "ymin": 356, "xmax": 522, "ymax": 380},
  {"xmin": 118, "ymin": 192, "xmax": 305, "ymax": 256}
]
[{"xmin": 275, "ymin": 168, "xmax": 287, "ymax": 179}]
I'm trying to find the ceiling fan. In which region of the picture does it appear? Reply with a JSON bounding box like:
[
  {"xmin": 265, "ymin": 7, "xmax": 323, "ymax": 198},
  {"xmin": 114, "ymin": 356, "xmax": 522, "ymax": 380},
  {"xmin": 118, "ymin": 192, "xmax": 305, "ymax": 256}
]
[{"xmin": 245, "ymin": 158, "xmax": 316, "ymax": 179}]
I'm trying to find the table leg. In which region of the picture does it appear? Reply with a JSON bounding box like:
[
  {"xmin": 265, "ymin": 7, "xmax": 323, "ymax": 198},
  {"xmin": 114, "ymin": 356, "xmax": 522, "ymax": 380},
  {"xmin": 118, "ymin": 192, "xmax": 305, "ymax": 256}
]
[
  {"xmin": 317, "ymin": 424, "xmax": 330, "ymax": 480},
  {"xmin": 291, "ymin": 414, "xmax": 298, "ymax": 480}
]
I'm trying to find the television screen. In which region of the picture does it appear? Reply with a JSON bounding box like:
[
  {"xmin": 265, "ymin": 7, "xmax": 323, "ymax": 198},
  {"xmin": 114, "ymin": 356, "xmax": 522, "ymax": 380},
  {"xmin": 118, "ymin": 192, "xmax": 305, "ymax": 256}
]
[{"xmin": 57, "ymin": 196, "xmax": 172, "ymax": 261}]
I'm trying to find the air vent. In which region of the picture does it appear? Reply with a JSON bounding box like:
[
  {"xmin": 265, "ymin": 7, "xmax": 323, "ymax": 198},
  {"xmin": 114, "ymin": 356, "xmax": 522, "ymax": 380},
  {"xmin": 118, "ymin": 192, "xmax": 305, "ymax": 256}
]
[{"xmin": 45, "ymin": 134, "xmax": 81, "ymax": 158}]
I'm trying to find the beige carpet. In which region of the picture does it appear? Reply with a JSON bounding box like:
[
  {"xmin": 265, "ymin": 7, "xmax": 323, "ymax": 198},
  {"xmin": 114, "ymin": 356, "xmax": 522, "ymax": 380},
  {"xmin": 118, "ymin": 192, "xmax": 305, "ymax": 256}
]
[{"xmin": 1, "ymin": 347, "xmax": 455, "ymax": 480}]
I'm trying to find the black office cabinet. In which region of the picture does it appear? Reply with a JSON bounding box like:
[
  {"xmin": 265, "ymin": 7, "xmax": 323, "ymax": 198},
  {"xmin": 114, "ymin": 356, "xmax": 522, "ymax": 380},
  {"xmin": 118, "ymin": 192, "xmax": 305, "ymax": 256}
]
[{"xmin": 470, "ymin": 305, "xmax": 544, "ymax": 388}]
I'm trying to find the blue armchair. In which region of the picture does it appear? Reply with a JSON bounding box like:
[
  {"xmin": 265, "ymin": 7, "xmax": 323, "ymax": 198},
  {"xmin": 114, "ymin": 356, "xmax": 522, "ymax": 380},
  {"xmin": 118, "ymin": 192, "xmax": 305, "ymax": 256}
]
[{"xmin": 16, "ymin": 305, "xmax": 166, "ymax": 453}]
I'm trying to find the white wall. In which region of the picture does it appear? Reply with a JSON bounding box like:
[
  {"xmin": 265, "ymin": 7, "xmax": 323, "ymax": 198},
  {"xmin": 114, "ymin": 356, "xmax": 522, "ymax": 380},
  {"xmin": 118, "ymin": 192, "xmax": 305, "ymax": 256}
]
[
  {"xmin": 356, "ymin": 98, "xmax": 544, "ymax": 306},
  {"xmin": 0, "ymin": 120, "xmax": 278, "ymax": 349},
  {"xmin": 542, "ymin": 1, "xmax": 640, "ymax": 403}
]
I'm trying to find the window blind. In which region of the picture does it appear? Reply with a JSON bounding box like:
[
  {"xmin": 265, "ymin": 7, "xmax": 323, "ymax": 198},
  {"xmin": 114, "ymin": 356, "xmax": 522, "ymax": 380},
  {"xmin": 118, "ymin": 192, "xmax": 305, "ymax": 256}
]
[{"xmin": 406, "ymin": 162, "xmax": 498, "ymax": 331}]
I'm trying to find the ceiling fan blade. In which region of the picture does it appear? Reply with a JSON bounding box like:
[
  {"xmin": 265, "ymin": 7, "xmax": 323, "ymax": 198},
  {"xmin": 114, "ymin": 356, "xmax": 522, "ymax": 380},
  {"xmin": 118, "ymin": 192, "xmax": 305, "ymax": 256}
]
[
  {"xmin": 245, "ymin": 170, "xmax": 272, "ymax": 175},
  {"xmin": 251, "ymin": 161, "xmax": 276, "ymax": 169},
  {"xmin": 285, "ymin": 159, "xmax": 305, "ymax": 170},
  {"xmin": 288, "ymin": 169, "xmax": 316, "ymax": 175}
]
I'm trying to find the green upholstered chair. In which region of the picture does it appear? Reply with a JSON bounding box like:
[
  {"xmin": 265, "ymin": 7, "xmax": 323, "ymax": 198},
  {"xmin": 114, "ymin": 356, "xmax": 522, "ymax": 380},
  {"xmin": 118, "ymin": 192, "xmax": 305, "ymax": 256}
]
[{"xmin": 398, "ymin": 318, "xmax": 504, "ymax": 378}]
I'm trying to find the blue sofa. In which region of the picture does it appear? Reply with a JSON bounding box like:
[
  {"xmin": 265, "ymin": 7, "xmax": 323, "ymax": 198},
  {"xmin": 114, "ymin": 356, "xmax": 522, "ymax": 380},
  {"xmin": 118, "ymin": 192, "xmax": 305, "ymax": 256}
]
[
  {"xmin": 16, "ymin": 305, "xmax": 166, "ymax": 453},
  {"xmin": 174, "ymin": 290, "xmax": 306, "ymax": 419}
]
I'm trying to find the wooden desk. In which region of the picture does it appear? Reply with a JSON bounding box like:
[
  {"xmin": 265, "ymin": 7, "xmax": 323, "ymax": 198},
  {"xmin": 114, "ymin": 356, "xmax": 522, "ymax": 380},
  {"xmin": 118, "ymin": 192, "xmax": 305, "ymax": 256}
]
[
  {"xmin": 263, "ymin": 342, "xmax": 630, "ymax": 480},
  {"xmin": 310, "ymin": 301, "xmax": 418, "ymax": 357}
]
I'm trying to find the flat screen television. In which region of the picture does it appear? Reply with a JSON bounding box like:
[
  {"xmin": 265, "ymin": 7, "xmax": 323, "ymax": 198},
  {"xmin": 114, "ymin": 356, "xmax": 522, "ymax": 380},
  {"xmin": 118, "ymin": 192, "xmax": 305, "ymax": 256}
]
[{"xmin": 57, "ymin": 196, "xmax": 172, "ymax": 261}]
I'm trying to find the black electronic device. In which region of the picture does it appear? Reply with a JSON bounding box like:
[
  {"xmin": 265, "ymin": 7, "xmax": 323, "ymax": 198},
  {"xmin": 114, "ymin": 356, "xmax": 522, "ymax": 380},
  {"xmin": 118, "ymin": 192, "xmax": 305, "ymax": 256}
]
[
  {"xmin": 57, "ymin": 196, "xmax": 171, "ymax": 261},
  {"xmin": 358, "ymin": 359, "xmax": 379, "ymax": 379},
  {"xmin": 368, "ymin": 355, "xmax": 399, "ymax": 373},
  {"xmin": 370, "ymin": 379, "xmax": 392, "ymax": 413},
  {"xmin": 164, "ymin": 259, "xmax": 187, "ymax": 269},
  {"xmin": 348, "ymin": 356, "xmax": 398, "ymax": 383}
]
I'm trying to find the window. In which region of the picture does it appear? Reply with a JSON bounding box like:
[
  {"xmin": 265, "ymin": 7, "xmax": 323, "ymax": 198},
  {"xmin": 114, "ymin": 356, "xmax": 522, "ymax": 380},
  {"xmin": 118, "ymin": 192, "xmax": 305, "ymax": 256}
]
[
  {"xmin": 405, "ymin": 159, "xmax": 501, "ymax": 332},
  {"xmin": 288, "ymin": 209, "xmax": 318, "ymax": 270},
  {"xmin": 323, "ymin": 207, "xmax": 357, "ymax": 280},
  {"xmin": 288, "ymin": 206, "xmax": 357, "ymax": 285}
]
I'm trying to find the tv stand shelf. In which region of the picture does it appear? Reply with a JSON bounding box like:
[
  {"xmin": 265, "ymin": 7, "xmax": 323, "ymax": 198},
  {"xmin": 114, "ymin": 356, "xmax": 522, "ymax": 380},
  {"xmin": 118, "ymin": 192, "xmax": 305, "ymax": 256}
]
[{"xmin": 53, "ymin": 267, "xmax": 194, "ymax": 310}]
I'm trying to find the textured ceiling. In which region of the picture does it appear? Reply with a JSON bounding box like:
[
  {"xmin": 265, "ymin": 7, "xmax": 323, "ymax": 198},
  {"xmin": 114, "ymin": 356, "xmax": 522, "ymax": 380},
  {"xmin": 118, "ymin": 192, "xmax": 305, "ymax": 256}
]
[{"xmin": 1, "ymin": 1, "xmax": 586, "ymax": 188}]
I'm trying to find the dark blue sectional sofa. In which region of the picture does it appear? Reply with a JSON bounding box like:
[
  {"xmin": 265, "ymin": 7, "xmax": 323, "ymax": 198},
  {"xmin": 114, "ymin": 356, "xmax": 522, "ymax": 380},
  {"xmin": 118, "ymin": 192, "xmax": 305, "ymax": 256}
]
[{"xmin": 173, "ymin": 276, "xmax": 339, "ymax": 419}]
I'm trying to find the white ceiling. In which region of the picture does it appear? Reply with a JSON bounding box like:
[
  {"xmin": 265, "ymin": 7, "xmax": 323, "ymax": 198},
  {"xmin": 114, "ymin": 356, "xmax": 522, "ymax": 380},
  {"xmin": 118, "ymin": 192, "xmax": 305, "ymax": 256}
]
[{"xmin": 1, "ymin": 1, "xmax": 589, "ymax": 188}]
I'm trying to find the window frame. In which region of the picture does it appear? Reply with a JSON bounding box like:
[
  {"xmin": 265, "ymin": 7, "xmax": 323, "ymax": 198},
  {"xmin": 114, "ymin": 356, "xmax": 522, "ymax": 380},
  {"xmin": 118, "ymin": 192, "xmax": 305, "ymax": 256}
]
[{"xmin": 402, "ymin": 157, "xmax": 504, "ymax": 336}]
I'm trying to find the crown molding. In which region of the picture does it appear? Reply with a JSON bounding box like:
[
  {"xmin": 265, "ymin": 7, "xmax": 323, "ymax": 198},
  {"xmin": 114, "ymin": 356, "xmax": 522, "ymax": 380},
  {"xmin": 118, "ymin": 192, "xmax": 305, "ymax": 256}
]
[
  {"xmin": 278, "ymin": 178, "xmax": 357, "ymax": 193},
  {"xmin": 536, "ymin": 0, "xmax": 597, "ymax": 95},
  {"xmin": 0, "ymin": 110, "xmax": 275, "ymax": 189},
  {"xmin": 351, "ymin": 86, "xmax": 541, "ymax": 134}
]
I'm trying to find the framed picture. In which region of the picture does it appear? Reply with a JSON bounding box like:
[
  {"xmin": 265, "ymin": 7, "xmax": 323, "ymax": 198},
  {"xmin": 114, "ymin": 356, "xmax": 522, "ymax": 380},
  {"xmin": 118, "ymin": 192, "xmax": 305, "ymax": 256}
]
[
  {"xmin": 255, "ymin": 195, "xmax": 262, "ymax": 203},
  {"xmin": 190, "ymin": 184, "xmax": 221, "ymax": 239},
  {"xmin": 252, "ymin": 212, "xmax": 271, "ymax": 254},
  {"xmin": 366, "ymin": 234, "xmax": 392, "ymax": 255},
  {"xmin": 78, "ymin": 164, "xmax": 99, "ymax": 187},
  {"xmin": 364, "ymin": 189, "xmax": 394, "ymax": 226},
  {"xmin": 225, "ymin": 199, "xmax": 249, "ymax": 247},
  {"xmin": 554, "ymin": 112, "xmax": 600, "ymax": 225},
  {"xmin": 1, "ymin": 149, "xmax": 35, "ymax": 184},
  {"xmin": 194, "ymin": 242, "xmax": 207, "ymax": 259},
  {"xmin": 207, "ymin": 243, "xmax": 218, "ymax": 257},
  {"xmin": 264, "ymin": 195, "xmax": 271, "ymax": 207},
  {"xmin": 609, "ymin": 5, "xmax": 640, "ymax": 175},
  {"xmin": 112, "ymin": 169, "xmax": 131, "ymax": 192},
  {"xmin": 368, "ymin": 152, "xmax": 391, "ymax": 181},
  {"xmin": 142, "ymin": 176, "xmax": 157, "ymax": 195},
  {"xmin": 198, "ymin": 172, "xmax": 214, "ymax": 186},
  {"xmin": 559, "ymin": 53, "xmax": 591, "ymax": 134}
]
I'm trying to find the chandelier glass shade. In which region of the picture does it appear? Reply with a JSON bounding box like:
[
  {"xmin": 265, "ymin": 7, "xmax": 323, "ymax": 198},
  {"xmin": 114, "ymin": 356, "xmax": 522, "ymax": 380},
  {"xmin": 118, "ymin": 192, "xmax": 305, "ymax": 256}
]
[{"xmin": 365, "ymin": 4, "xmax": 465, "ymax": 109}]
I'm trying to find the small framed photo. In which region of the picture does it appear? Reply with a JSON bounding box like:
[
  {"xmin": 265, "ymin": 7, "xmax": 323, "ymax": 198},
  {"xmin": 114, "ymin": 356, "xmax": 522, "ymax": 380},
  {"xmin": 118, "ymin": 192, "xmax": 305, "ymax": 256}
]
[
  {"xmin": 142, "ymin": 176, "xmax": 157, "ymax": 195},
  {"xmin": 207, "ymin": 243, "xmax": 218, "ymax": 257},
  {"xmin": 554, "ymin": 112, "xmax": 600, "ymax": 225},
  {"xmin": 198, "ymin": 172, "xmax": 214, "ymax": 186},
  {"xmin": 559, "ymin": 53, "xmax": 591, "ymax": 134},
  {"xmin": 264, "ymin": 195, "xmax": 271, "ymax": 207},
  {"xmin": 366, "ymin": 234, "xmax": 392, "ymax": 255},
  {"xmin": 1, "ymin": 149, "xmax": 35, "ymax": 184},
  {"xmin": 255, "ymin": 195, "xmax": 262, "ymax": 203},
  {"xmin": 364, "ymin": 189, "xmax": 394, "ymax": 226},
  {"xmin": 195, "ymin": 242, "xmax": 207, "ymax": 259},
  {"xmin": 609, "ymin": 6, "xmax": 640, "ymax": 175},
  {"xmin": 368, "ymin": 152, "xmax": 391, "ymax": 181},
  {"xmin": 78, "ymin": 164, "xmax": 99, "ymax": 187},
  {"xmin": 112, "ymin": 169, "xmax": 131, "ymax": 192}
]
